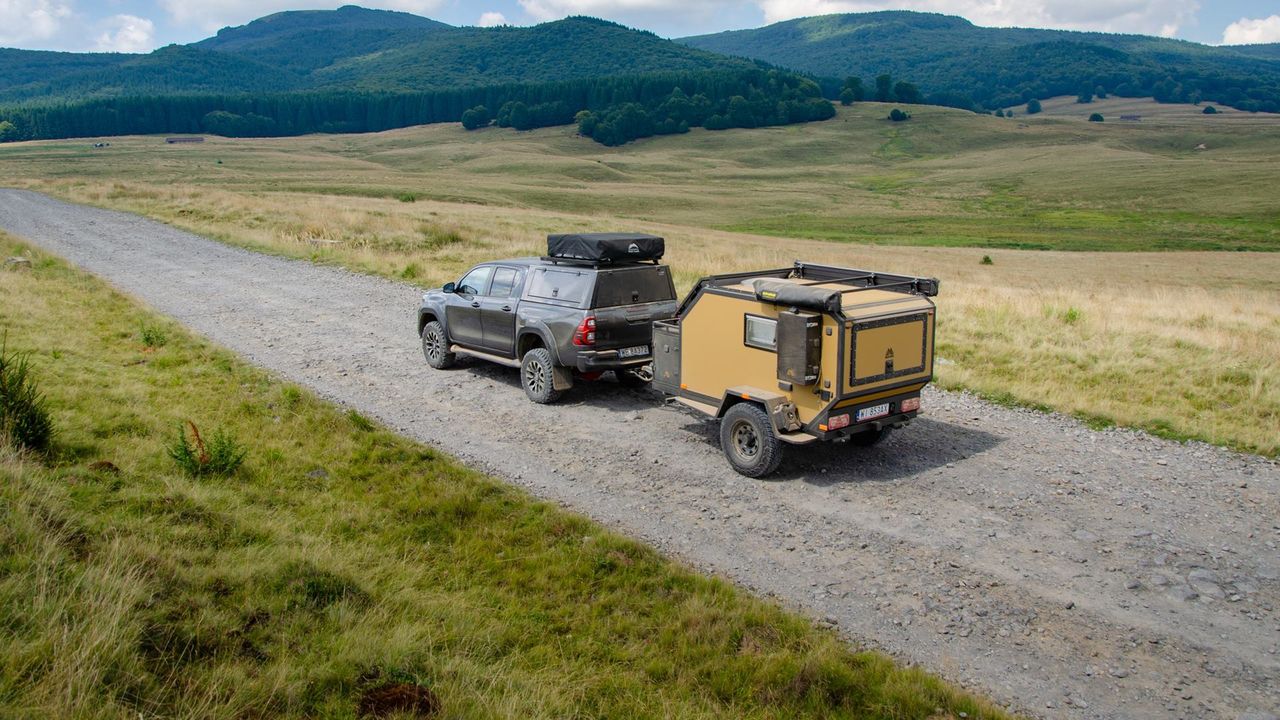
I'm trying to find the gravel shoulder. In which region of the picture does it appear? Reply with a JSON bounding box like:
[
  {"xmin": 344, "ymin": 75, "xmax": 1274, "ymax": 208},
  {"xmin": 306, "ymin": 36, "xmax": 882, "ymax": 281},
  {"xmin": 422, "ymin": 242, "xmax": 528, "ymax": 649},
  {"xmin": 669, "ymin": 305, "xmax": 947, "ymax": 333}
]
[{"xmin": 2, "ymin": 188, "xmax": 1277, "ymax": 719}]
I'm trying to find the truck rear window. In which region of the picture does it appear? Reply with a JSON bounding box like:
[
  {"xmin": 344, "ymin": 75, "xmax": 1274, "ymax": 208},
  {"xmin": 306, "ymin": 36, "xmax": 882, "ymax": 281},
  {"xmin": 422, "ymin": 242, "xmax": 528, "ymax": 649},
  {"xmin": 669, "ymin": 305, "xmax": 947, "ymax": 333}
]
[{"xmin": 591, "ymin": 266, "xmax": 676, "ymax": 308}]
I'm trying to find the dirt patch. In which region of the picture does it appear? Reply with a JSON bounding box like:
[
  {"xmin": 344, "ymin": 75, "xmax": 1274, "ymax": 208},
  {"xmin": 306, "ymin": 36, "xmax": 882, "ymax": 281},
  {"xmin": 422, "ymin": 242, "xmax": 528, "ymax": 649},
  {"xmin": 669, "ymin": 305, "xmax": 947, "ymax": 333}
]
[{"xmin": 358, "ymin": 682, "xmax": 441, "ymax": 718}]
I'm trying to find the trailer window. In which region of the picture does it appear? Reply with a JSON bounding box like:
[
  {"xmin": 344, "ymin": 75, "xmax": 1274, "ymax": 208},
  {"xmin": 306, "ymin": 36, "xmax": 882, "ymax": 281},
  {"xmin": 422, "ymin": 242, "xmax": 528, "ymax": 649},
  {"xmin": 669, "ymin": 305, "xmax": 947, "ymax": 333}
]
[
  {"xmin": 744, "ymin": 315, "xmax": 777, "ymax": 351},
  {"xmin": 529, "ymin": 269, "xmax": 592, "ymax": 304}
]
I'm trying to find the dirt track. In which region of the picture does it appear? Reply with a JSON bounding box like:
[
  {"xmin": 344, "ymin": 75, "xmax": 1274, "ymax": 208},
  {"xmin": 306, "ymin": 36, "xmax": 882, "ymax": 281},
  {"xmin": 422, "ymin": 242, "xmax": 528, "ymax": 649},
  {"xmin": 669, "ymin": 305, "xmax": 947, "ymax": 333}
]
[{"xmin": 2, "ymin": 188, "xmax": 1277, "ymax": 719}]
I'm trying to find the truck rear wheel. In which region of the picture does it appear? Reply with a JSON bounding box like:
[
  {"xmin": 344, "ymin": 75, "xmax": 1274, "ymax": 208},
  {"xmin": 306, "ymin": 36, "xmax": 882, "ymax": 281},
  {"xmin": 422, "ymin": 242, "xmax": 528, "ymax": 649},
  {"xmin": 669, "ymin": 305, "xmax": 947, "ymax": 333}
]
[
  {"xmin": 720, "ymin": 403, "xmax": 783, "ymax": 478},
  {"xmin": 421, "ymin": 320, "xmax": 455, "ymax": 369},
  {"xmin": 521, "ymin": 347, "xmax": 564, "ymax": 404}
]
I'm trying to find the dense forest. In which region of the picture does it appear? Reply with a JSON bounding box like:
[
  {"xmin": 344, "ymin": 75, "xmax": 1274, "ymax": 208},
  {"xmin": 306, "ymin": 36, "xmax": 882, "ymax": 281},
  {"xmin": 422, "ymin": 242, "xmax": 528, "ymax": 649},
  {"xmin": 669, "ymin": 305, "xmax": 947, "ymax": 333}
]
[
  {"xmin": 684, "ymin": 11, "xmax": 1280, "ymax": 113},
  {"xmin": 0, "ymin": 68, "xmax": 834, "ymax": 146},
  {"xmin": 0, "ymin": 10, "xmax": 751, "ymax": 104}
]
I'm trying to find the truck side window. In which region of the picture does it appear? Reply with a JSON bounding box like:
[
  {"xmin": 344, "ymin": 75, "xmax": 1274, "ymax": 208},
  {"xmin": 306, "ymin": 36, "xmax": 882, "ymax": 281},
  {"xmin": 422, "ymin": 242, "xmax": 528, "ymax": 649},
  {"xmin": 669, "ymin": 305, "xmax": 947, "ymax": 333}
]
[
  {"xmin": 745, "ymin": 315, "xmax": 777, "ymax": 351},
  {"xmin": 457, "ymin": 266, "xmax": 493, "ymax": 296},
  {"xmin": 490, "ymin": 267, "xmax": 521, "ymax": 297}
]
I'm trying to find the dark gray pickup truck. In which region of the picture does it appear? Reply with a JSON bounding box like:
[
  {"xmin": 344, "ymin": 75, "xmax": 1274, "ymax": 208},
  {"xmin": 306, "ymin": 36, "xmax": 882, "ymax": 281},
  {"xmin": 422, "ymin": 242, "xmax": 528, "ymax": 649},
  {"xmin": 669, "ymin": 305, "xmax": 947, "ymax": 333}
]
[{"xmin": 416, "ymin": 234, "xmax": 678, "ymax": 403}]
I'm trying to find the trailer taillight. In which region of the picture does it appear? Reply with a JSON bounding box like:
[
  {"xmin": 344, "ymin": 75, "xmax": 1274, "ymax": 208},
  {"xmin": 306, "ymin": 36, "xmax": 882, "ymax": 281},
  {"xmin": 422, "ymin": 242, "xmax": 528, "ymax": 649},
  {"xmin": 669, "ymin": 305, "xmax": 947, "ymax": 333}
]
[
  {"xmin": 901, "ymin": 397, "xmax": 921, "ymax": 413},
  {"xmin": 573, "ymin": 316, "xmax": 597, "ymax": 347}
]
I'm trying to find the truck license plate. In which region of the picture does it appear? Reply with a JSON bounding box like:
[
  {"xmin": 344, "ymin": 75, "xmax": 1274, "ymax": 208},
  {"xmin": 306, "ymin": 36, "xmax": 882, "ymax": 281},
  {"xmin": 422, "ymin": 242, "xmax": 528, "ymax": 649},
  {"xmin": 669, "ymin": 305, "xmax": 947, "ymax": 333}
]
[
  {"xmin": 618, "ymin": 345, "xmax": 649, "ymax": 359},
  {"xmin": 856, "ymin": 403, "xmax": 891, "ymax": 422}
]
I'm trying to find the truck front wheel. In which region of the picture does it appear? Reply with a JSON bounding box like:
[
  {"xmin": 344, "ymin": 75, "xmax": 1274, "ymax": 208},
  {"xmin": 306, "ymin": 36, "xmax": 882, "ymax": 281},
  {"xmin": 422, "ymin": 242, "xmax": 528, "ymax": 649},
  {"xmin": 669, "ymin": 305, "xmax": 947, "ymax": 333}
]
[
  {"xmin": 421, "ymin": 320, "xmax": 455, "ymax": 369},
  {"xmin": 521, "ymin": 347, "xmax": 565, "ymax": 404},
  {"xmin": 720, "ymin": 403, "xmax": 784, "ymax": 478}
]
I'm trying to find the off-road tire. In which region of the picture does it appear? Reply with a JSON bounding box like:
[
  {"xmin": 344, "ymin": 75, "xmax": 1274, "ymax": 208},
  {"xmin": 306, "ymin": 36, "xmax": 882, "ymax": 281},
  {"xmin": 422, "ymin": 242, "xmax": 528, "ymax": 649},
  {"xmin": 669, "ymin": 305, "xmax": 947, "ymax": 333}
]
[
  {"xmin": 720, "ymin": 403, "xmax": 784, "ymax": 478},
  {"xmin": 617, "ymin": 366, "xmax": 652, "ymax": 388},
  {"xmin": 421, "ymin": 321, "xmax": 455, "ymax": 369},
  {"xmin": 521, "ymin": 347, "xmax": 564, "ymax": 404},
  {"xmin": 850, "ymin": 426, "xmax": 892, "ymax": 447}
]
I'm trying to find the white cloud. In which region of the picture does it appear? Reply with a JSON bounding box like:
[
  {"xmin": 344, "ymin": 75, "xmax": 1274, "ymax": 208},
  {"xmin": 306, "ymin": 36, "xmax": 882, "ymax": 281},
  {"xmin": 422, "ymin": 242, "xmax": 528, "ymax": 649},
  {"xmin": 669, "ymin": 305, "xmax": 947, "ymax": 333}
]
[
  {"xmin": 94, "ymin": 14, "xmax": 155, "ymax": 53},
  {"xmin": 158, "ymin": 0, "xmax": 445, "ymax": 34},
  {"xmin": 1221, "ymin": 15, "xmax": 1280, "ymax": 45},
  {"xmin": 0, "ymin": 0, "xmax": 72, "ymax": 45},
  {"xmin": 518, "ymin": 0, "xmax": 732, "ymax": 22},
  {"xmin": 477, "ymin": 10, "xmax": 508, "ymax": 26},
  {"xmin": 754, "ymin": 0, "xmax": 1200, "ymax": 37}
]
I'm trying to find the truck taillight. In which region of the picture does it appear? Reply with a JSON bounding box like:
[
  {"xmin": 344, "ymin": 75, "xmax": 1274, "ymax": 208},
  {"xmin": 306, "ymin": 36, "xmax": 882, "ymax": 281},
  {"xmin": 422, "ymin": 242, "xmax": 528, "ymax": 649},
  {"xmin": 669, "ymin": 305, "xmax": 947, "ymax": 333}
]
[
  {"xmin": 573, "ymin": 316, "xmax": 596, "ymax": 347},
  {"xmin": 901, "ymin": 397, "xmax": 921, "ymax": 413}
]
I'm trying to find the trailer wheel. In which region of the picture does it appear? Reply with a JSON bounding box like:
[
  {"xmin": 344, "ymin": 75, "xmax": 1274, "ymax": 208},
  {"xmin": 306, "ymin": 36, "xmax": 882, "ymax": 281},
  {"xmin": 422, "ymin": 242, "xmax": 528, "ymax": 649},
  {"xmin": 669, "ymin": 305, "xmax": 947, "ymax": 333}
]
[
  {"xmin": 421, "ymin": 321, "xmax": 455, "ymax": 369},
  {"xmin": 521, "ymin": 347, "xmax": 564, "ymax": 404},
  {"xmin": 850, "ymin": 427, "xmax": 892, "ymax": 447},
  {"xmin": 720, "ymin": 403, "xmax": 784, "ymax": 478}
]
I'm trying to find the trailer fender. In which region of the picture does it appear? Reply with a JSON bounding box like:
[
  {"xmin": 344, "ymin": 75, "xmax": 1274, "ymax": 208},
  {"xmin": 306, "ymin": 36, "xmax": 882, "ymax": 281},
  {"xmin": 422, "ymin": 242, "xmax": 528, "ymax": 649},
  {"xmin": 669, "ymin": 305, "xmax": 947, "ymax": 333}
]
[{"xmin": 718, "ymin": 387, "xmax": 803, "ymax": 433}]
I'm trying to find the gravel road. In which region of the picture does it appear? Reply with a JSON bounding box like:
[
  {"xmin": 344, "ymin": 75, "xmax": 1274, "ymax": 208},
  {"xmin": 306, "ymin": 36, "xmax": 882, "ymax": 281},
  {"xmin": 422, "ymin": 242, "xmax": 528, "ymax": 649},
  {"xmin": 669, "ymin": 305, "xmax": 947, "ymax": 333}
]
[{"xmin": 2, "ymin": 188, "xmax": 1277, "ymax": 719}]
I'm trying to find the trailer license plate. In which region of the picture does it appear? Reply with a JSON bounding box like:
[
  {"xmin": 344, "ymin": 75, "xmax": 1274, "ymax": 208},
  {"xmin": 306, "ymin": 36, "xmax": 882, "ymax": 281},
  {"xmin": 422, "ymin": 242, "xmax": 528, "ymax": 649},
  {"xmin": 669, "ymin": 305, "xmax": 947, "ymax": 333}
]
[
  {"xmin": 618, "ymin": 345, "xmax": 649, "ymax": 359},
  {"xmin": 856, "ymin": 403, "xmax": 891, "ymax": 422}
]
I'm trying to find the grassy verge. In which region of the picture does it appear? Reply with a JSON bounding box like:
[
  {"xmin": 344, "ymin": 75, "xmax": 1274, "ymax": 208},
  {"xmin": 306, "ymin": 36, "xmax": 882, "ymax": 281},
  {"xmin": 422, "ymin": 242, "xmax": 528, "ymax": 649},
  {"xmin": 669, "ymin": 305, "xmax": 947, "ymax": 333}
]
[{"xmin": 0, "ymin": 232, "xmax": 1013, "ymax": 718}]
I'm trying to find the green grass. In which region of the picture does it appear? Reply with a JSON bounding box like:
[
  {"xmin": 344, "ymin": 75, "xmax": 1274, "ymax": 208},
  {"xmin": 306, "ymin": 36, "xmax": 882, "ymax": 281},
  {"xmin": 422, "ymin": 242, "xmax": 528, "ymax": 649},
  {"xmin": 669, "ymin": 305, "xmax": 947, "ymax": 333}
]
[{"xmin": 0, "ymin": 232, "xmax": 1013, "ymax": 717}]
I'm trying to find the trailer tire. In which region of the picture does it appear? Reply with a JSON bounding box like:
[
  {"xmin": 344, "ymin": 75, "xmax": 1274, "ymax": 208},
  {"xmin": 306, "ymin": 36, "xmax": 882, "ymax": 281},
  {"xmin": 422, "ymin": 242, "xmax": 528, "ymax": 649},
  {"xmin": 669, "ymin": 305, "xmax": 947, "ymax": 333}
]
[
  {"xmin": 421, "ymin": 321, "xmax": 455, "ymax": 369},
  {"xmin": 521, "ymin": 347, "xmax": 564, "ymax": 404},
  {"xmin": 720, "ymin": 403, "xmax": 784, "ymax": 478},
  {"xmin": 850, "ymin": 426, "xmax": 892, "ymax": 447}
]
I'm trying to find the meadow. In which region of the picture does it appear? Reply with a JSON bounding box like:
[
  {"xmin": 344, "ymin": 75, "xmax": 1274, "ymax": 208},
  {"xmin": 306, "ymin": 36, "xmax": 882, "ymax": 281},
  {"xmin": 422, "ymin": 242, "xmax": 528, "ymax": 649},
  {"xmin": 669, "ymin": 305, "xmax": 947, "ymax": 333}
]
[
  {"xmin": 2, "ymin": 102, "xmax": 1278, "ymax": 455},
  {"xmin": 0, "ymin": 231, "xmax": 1012, "ymax": 718}
]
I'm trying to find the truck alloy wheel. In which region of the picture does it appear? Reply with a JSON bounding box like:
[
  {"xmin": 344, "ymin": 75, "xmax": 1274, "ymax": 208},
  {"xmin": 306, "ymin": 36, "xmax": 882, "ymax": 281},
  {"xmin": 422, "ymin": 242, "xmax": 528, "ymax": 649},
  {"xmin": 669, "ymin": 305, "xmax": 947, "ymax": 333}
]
[
  {"xmin": 520, "ymin": 347, "xmax": 564, "ymax": 404},
  {"xmin": 421, "ymin": 321, "xmax": 455, "ymax": 369},
  {"xmin": 720, "ymin": 403, "xmax": 783, "ymax": 477}
]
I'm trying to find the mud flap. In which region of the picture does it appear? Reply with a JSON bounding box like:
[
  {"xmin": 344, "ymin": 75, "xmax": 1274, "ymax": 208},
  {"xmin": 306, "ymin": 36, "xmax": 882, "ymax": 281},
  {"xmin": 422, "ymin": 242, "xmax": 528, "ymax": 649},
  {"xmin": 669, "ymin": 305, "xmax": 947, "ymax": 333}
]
[{"xmin": 552, "ymin": 365, "xmax": 574, "ymax": 391}]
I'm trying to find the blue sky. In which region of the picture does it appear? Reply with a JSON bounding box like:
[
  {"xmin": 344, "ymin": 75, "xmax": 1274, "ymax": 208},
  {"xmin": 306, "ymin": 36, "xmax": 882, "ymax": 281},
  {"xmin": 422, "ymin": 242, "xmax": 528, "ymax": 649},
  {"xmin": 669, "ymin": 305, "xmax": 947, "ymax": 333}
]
[{"xmin": 4, "ymin": 0, "xmax": 1279, "ymax": 53}]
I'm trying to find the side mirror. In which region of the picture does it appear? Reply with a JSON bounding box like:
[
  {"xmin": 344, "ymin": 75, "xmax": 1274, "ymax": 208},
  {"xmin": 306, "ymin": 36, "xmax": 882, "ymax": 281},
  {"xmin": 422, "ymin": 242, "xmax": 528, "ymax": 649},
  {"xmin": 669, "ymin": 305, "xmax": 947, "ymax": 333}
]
[{"xmin": 442, "ymin": 282, "xmax": 456, "ymax": 293}]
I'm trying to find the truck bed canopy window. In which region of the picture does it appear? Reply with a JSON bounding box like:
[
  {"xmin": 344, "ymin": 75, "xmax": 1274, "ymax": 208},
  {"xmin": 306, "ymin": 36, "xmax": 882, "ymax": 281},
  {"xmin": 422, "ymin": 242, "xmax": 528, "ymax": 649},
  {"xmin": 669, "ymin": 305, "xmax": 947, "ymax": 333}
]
[
  {"xmin": 528, "ymin": 268, "xmax": 592, "ymax": 304},
  {"xmin": 592, "ymin": 266, "xmax": 676, "ymax": 308}
]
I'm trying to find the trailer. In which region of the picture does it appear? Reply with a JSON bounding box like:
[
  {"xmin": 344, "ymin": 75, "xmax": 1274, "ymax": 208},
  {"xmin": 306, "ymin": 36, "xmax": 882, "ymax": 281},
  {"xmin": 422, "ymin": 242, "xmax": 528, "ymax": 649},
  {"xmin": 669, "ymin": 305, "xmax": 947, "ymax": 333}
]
[{"xmin": 652, "ymin": 262, "xmax": 939, "ymax": 477}]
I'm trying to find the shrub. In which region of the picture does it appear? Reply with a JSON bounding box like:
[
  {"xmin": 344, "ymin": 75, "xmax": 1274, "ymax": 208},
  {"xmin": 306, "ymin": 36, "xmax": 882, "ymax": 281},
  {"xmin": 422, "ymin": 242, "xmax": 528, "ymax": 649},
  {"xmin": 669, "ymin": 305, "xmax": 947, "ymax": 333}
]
[
  {"xmin": 167, "ymin": 421, "xmax": 246, "ymax": 478},
  {"xmin": 1088, "ymin": 113, "xmax": 1104, "ymax": 122},
  {"xmin": 1026, "ymin": 99, "xmax": 1042, "ymax": 114},
  {"xmin": 395, "ymin": 192, "xmax": 417, "ymax": 203},
  {"xmin": 888, "ymin": 108, "xmax": 911, "ymax": 122},
  {"xmin": 980, "ymin": 255, "xmax": 993, "ymax": 265},
  {"xmin": 1203, "ymin": 105, "xmax": 1218, "ymax": 114},
  {"xmin": 0, "ymin": 340, "xmax": 53, "ymax": 452},
  {"xmin": 839, "ymin": 88, "xmax": 855, "ymax": 106},
  {"xmin": 139, "ymin": 322, "xmax": 168, "ymax": 348},
  {"xmin": 460, "ymin": 105, "xmax": 490, "ymax": 130}
]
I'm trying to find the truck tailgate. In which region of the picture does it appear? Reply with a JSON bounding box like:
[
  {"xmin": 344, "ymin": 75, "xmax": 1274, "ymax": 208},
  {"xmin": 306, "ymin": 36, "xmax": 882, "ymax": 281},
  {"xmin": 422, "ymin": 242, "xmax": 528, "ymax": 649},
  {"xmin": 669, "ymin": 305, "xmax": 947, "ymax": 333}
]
[{"xmin": 594, "ymin": 300, "xmax": 677, "ymax": 350}]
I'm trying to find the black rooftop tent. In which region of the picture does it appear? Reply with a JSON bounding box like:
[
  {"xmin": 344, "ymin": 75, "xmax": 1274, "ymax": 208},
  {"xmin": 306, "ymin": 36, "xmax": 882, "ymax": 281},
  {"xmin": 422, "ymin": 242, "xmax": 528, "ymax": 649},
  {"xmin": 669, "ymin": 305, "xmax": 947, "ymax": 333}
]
[{"xmin": 546, "ymin": 233, "xmax": 664, "ymax": 263}]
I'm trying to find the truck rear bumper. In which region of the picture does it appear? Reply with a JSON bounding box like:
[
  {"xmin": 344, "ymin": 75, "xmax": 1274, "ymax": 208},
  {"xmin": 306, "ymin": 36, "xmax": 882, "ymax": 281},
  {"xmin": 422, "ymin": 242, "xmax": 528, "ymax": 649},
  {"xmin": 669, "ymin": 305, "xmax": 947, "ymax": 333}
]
[{"xmin": 575, "ymin": 349, "xmax": 651, "ymax": 373}]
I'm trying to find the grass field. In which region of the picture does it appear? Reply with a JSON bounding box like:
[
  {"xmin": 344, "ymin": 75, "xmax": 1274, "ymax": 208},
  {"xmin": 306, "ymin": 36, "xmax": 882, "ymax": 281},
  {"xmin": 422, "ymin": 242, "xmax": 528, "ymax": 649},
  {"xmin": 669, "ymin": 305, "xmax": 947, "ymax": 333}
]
[
  {"xmin": 1, "ymin": 103, "xmax": 1278, "ymax": 456},
  {"xmin": 0, "ymin": 231, "xmax": 1012, "ymax": 718}
]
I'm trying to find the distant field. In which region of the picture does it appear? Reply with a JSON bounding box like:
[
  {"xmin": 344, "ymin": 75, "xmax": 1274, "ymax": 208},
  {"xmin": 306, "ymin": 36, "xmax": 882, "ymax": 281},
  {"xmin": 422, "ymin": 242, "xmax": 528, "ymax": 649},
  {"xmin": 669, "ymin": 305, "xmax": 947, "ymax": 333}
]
[
  {"xmin": 1, "ymin": 103, "xmax": 1278, "ymax": 455},
  {"xmin": 1034, "ymin": 95, "xmax": 1280, "ymax": 123}
]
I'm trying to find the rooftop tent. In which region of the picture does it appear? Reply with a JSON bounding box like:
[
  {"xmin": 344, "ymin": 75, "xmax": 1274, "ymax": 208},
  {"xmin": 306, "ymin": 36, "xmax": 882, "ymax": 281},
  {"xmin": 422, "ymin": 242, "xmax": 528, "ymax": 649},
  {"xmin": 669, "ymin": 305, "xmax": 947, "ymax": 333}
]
[{"xmin": 547, "ymin": 233, "xmax": 664, "ymax": 263}]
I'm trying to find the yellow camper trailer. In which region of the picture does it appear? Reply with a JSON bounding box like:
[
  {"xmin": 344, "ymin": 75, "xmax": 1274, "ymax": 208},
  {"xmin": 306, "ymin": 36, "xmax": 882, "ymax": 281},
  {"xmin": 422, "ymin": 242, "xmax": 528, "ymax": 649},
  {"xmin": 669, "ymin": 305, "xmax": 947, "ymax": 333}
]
[{"xmin": 652, "ymin": 262, "xmax": 939, "ymax": 476}]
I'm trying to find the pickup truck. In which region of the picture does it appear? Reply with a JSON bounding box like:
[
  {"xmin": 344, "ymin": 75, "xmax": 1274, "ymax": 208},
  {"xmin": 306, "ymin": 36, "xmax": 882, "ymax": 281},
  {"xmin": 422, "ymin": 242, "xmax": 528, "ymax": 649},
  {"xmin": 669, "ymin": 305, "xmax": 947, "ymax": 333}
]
[{"xmin": 416, "ymin": 234, "xmax": 678, "ymax": 403}]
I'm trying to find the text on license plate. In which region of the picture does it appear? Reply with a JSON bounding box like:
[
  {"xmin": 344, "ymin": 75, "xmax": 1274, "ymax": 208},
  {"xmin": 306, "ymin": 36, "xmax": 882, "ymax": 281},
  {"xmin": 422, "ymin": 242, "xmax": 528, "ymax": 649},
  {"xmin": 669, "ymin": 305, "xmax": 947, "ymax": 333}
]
[
  {"xmin": 855, "ymin": 403, "xmax": 891, "ymax": 422},
  {"xmin": 618, "ymin": 345, "xmax": 649, "ymax": 359}
]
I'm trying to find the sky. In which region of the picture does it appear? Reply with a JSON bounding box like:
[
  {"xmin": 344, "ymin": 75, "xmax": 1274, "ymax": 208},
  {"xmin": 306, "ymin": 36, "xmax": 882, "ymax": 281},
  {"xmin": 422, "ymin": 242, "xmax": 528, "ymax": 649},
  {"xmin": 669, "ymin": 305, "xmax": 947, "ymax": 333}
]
[{"xmin": 2, "ymin": 0, "xmax": 1279, "ymax": 53}]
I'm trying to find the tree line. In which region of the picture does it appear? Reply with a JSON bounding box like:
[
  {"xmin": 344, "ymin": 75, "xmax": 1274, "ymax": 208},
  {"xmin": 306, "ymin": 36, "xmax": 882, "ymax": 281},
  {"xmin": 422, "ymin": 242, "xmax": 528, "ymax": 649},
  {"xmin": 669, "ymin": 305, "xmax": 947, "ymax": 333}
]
[{"xmin": 0, "ymin": 67, "xmax": 835, "ymax": 146}]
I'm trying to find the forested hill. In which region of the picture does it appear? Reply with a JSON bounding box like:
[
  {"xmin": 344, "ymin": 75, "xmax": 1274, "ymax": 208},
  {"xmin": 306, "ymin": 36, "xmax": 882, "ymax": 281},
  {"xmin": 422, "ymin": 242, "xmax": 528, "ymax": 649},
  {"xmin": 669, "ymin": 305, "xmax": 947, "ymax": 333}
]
[
  {"xmin": 0, "ymin": 8, "xmax": 750, "ymax": 104},
  {"xmin": 682, "ymin": 11, "xmax": 1280, "ymax": 113}
]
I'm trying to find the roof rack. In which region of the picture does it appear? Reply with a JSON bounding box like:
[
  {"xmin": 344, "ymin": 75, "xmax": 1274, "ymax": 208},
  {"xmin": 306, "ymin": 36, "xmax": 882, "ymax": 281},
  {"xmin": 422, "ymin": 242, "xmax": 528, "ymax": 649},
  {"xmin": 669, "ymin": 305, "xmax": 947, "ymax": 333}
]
[{"xmin": 539, "ymin": 256, "xmax": 661, "ymax": 268}]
